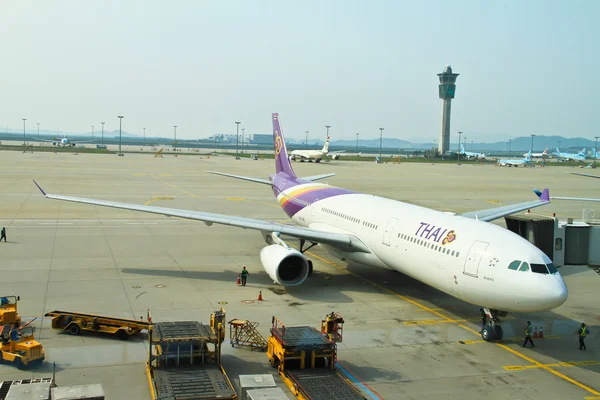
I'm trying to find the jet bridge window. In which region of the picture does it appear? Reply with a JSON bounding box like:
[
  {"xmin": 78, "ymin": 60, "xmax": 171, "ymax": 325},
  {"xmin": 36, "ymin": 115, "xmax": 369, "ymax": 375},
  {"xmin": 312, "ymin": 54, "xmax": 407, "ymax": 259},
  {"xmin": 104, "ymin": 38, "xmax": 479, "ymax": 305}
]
[
  {"xmin": 508, "ymin": 260, "xmax": 521, "ymax": 270},
  {"xmin": 530, "ymin": 263, "xmax": 549, "ymax": 274},
  {"xmin": 518, "ymin": 262, "xmax": 530, "ymax": 272}
]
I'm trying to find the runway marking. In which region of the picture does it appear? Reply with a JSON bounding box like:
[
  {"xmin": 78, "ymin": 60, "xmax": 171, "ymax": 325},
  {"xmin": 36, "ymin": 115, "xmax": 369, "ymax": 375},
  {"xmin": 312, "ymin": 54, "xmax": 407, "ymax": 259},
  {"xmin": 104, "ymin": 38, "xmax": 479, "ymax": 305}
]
[
  {"xmin": 503, "ymin": 360, "xmax": 599, "ymax": 371},
  {"xmin": 151, "ymin": 174, "xmax": 197, "ymax": 197},
  {"xmin": 132, "ymin": 173, "xmax": 147, "ymax": 176},
  {"xmin": 226, "ymin": 197, "xmax": 246, "ymax": 201},
  {"xmin": 336, "ymin": 362, "xmax": 384, "ymax": 400},
  {"xmin": 304, "ymin": 250, "xmax": 600, "ymax": 397},
  {"xmin": 459, "ymin": 335, "xmax": 561, "ymax": 345},
  {"xmin": 144, "ymin": 196, "xmax": 175, "ymax": 206},
  {"xmin": 126, "ymin": 222, "xmax": 158, "ymax": 225},
  {"xmin": 39, "ymin": 222, "xmax": 73, "ymax": 225}
]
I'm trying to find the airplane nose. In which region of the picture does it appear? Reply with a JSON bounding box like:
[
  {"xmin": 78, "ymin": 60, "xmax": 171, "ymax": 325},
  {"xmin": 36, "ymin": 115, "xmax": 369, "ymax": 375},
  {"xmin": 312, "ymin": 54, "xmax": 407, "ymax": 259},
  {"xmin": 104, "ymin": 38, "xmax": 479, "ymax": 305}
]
[{"xmin": 549, "ymin": 274, "xmax": 568, "ymax": 308}]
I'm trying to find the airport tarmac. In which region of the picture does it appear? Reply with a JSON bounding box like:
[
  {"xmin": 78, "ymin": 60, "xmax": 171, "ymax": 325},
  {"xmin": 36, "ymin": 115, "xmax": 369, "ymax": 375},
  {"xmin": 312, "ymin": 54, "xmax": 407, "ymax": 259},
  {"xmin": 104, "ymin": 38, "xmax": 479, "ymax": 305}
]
[{"xmin": 0, "ymin": 150, "xmax": 599, "ymax": 400}]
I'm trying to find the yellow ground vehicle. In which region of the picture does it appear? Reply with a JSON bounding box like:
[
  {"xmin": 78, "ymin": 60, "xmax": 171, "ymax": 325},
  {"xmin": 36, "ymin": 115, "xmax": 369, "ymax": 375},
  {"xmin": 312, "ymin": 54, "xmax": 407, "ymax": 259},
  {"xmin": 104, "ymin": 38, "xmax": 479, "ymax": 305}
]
[
  {"xmin": 0, "ymin": 296, "xmax": 21, "ymax": 326},
  {"xmin": 0, "ymin": 322, "xmax": 45, "ymax": 369},
  {"xmin": 266, "ymin": 313, "xmax": 366, "ymax": 400},
  {"xmin": 146, "ymin": 309, "xmax": 237, "ymax": 400},
  {"xmin": 45, "ymin": 310, "xmax": 150, "ymax": 340}
]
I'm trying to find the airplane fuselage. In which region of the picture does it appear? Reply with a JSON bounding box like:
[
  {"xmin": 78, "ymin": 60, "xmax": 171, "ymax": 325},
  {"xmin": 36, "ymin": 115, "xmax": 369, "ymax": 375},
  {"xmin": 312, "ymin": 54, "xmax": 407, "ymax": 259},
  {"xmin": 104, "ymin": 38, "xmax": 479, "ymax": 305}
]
[
  {"xmin": 272, "ymin": 175, "xmax": 567, "ymax": 313},
  {"xmin": 290, "ymin": 149, "xmax": 327, "ymax": 161}
]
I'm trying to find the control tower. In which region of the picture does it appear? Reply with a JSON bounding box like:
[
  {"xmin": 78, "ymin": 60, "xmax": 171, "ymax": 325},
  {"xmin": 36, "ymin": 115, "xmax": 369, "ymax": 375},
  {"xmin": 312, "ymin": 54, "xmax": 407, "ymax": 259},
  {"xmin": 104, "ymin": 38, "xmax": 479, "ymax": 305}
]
[{"xmin": 437, "ymin": 65, "xmax": 459, "ymax": 156}]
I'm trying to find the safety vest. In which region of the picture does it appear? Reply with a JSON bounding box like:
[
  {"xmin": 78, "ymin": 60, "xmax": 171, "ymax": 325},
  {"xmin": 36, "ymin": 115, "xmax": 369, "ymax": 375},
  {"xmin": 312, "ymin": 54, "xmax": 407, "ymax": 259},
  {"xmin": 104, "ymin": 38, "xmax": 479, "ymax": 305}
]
[
  {"xmin": 525, "ymin": 326, "xmax": 531, "ymax": 335},
  {"xmin": 241, "ymin": 270, "xmax": 248, "ymax": 277},
  {"xmin": 580, "ymin": 327, "xmax": 587, "ymax": 337}
]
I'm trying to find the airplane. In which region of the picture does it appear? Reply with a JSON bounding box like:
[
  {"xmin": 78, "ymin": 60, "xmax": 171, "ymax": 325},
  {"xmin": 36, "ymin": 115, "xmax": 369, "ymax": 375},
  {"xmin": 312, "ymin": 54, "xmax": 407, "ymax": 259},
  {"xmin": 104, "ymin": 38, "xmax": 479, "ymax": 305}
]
[
  {"xmin": 523, "ymin": 148, "xmax": 548, "ymax": 158},
  {"xmin": 496, "ymin": 151, "xmax": 532, "ymax": 167},
  {"xmin": 460, "ymin": 144, "xmax": 486, "ymax": 160},
  {"xmin": 32, "ymin": 113, "xmax": 567, "ymax": 343},
  {"xmin": 554, "ymin": 148, "xmax": 586, "ymax": 162},
  {"xmin": 289, "ymin": 136, "xmax": 344, "ymax": 162},
  {"xmin": 32, "ymin": 134, "xmax": 97, "ymax": 147}
]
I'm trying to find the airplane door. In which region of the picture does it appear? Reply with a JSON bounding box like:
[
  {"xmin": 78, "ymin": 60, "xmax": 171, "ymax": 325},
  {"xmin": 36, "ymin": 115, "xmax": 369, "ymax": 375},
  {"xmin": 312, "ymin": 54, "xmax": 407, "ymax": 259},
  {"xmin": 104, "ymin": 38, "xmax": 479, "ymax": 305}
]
[
  {"xmin": 382, "ymin": 218, "xmax": 399, "ymax": 246},
  {"xmin": 463, "ymin": 241, "xmax": 489, "ymax": 277}
]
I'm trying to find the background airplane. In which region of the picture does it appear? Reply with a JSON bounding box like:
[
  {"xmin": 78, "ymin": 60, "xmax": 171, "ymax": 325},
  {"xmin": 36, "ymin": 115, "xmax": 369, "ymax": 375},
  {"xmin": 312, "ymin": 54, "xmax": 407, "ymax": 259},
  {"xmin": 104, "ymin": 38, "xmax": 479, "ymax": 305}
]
[
  {"xmin": 523, "ymin": 148, "xmax": 548, "ymax": 158},
  {"xmin": 31, "ymin": 135, "xmax": 97, "ymax": 147},
  {"xmin": 497, "ymin": 151, "xmax": 531, "ymax": 167},
  {"xmin": 289, "ymin": 136, "xmax": 344, "ymax": 162},
  {"xmin": 33, "ymin": 113, "xmax": 567, "ymax": 344},
  {"xmin": 554, "ymin": 147, "xmax": 585, "ymax": 162},
  {"xmin": 460, "ymin": 144, "xmax": 486, "ymax": 160}
]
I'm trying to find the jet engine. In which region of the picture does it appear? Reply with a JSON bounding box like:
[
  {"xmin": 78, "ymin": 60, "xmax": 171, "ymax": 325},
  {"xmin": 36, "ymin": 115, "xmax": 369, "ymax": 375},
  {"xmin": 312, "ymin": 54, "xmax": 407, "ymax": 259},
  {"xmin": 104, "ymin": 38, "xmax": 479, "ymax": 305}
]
[{"xmin": 259, "ymin": 244, "xmax": 310, "ymax": 286}]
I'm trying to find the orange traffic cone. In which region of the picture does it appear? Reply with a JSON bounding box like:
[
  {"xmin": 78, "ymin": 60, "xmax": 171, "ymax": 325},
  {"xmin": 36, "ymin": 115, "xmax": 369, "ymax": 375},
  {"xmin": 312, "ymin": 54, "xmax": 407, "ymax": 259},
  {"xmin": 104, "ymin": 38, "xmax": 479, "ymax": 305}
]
[
  {"xmin": 258, "ymin": 291, "xmax": 263, "ymax": 301},
  {"xmin": 236, "ymin": 275, "xmax": 241, "ymax": 285},
  {"xmin": 539, "ymin": 325, "xmax": 544, "ymax": 339},
  {"xmin": 533, "ymin": 326, "xmax": 539, "ymax": 339}
]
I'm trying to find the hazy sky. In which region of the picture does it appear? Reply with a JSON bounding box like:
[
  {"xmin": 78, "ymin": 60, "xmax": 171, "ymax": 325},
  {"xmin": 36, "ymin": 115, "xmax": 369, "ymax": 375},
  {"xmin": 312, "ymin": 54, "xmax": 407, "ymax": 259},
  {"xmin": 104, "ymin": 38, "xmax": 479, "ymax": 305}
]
[{"xmin": 1, "ymin": 1, "xmax": 597, "ymax": 142}]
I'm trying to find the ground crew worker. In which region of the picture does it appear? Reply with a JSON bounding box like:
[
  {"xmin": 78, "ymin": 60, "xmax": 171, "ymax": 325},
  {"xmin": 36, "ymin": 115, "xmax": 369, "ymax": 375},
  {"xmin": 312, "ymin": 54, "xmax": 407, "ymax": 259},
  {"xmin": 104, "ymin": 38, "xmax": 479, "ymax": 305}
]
[
  {"xmin": 240, "ymin": 266, "xmax": 249, "ymax": 286},
  {"xmin": 0, "ymin": 227, "xmax": 6, "ymax": 242},
  {"xmin": 578, "ymin": 323, "xmax": 590, "ymax": 350},
  {"xmin": 480, "ymin": 308, "xmax": 487, "ymax": 332},
  {"xmin": 522, "ymin": 321, "xmax": 534, "ymax": 348}
]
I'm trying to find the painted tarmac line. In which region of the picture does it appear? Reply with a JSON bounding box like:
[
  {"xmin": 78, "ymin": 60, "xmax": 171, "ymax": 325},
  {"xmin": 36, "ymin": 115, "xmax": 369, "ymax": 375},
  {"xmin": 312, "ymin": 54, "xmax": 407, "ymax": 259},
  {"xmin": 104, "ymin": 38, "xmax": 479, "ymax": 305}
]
[
  {"xmin": 504, "ymin": 360, "xmax": 599, "ymax": 370},
  {"xmin": 151, "ymin": 174, "xmax": 197, "ymax": 198},
  {"xmin": 307, "ymin": 250, "xmax": 600, "ymax": 397},
  {"xmin": 336, "ymin": 362, "xmax": 384, "ymax": 400}
]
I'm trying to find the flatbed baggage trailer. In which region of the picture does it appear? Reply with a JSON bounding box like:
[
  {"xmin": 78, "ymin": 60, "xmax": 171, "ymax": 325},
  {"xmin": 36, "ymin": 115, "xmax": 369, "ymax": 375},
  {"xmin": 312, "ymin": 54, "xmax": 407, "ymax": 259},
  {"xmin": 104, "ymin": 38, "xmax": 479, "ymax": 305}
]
[{"xmin": 44, "ymin": 310, "xmax": 150, "ymax": 340}]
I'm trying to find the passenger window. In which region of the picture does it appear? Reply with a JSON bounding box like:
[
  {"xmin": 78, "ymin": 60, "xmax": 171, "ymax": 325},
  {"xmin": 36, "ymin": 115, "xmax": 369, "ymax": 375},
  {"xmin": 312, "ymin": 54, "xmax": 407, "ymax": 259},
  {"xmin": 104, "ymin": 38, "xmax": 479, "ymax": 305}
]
[
  {"xmin": 508, "ymin": 260, "xmax": 521, "ymax": 270},
  {"xmin": 451, "ymin": 250, "xmax": 455, "ymax": 256},
  {"xmin": 546, "ymin": 263, "xmax": 558, "ymax": 274},
  {"xmin": 456, "ymin": 252, "xmax": 460, "ymax": 257},
  {"xmin": 531, "ymin": 263, "xmax": 549, "ymax": 274},
  {"xmin": 518, "ymin": 262, "xmax": 530, "ymax": 272}
]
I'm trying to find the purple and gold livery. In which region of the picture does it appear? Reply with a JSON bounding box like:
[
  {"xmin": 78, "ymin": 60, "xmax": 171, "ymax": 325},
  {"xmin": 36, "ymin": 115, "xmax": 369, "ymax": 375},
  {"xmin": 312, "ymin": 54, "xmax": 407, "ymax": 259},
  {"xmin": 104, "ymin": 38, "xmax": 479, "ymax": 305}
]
[{"xmin": 271, "ymin": 113, "xmax": 354, "ymax": 218}]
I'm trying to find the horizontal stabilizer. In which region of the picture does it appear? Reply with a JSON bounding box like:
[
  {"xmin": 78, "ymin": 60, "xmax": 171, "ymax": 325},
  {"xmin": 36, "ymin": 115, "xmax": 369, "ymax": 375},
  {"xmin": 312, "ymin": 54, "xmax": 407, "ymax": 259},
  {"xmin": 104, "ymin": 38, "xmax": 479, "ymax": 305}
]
[
  {"xmin": 205, "ymin": 171, "xmax": 271, "ymax": 185},
  {"xmin": 300, "ymin": 173, "xmax": 336, "ymax": 182}
]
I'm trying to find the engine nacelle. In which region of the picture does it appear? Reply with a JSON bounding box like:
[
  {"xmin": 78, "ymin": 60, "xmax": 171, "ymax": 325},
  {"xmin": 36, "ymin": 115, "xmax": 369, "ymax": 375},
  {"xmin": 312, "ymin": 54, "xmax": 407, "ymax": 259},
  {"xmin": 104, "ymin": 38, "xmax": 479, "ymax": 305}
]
[{"xmin": 259, "ymin": 244, "xmax": 310, "ymax": 286}]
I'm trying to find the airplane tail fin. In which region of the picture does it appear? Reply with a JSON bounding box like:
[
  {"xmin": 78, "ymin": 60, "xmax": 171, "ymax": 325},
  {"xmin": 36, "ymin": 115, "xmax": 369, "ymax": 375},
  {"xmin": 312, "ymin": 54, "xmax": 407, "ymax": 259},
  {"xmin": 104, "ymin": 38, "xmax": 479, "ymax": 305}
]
[
  {"xmin": 543, "ymin": 148, "xmax": 548, "ymax": 155},
  {"xmin": 322, "ymin": 136, "xmax": 330, "ymax": 153},
  {"xmin": 272, "ymin": 113, "xmax": 296, "ymax": 177},
  {"xmin": 460, "ymin": 144, "xmax": 465, "ymax": 153}
]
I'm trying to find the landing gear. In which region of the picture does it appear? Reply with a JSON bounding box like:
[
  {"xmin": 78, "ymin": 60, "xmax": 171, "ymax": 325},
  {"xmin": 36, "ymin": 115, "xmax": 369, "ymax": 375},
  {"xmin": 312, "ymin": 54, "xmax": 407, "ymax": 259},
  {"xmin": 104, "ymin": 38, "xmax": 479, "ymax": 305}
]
[{"xmin": 480, "ymin": 308, "xmax": 505, "ymax": 342}]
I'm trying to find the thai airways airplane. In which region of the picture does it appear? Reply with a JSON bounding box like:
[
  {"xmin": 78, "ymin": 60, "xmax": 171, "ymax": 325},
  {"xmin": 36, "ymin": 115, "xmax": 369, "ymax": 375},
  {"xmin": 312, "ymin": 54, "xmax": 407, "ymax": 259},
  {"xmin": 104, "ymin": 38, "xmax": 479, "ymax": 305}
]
[
  {"xmin": 496, "ymin": 152, "xmax": 532, "ymax": 167},
  {"xmin": 460, "ymin": 144, "xmax": 486, "ymax": 160},
  {"xmin": 32, "ymin": 113, "xmax": 567, "ymax": 343},
  {"xmin": 290, "ymin": 136, "xmax": 344, "ymax": 162},
  {"xmin": 33, "ymin": 135, "xmax": 96, "ymax": 147},
  {"xmin": 554, "ymin": 148, "xmax": 585, "ymax": 162},
  {"xmin": 523, "ymin": 148, "xmax": 548, "ymax": 158}
]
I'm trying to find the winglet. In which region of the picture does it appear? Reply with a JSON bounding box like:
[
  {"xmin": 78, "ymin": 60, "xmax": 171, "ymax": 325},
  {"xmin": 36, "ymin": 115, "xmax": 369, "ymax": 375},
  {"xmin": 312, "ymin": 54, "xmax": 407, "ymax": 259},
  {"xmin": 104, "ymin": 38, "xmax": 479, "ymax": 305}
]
[
  {"xmin": 533, "ymin": 188, "xmax": 550, "ymax": 201},
  {"xmin": 33, "ymin": 180, "xmax": 47, "ymax": 196}
]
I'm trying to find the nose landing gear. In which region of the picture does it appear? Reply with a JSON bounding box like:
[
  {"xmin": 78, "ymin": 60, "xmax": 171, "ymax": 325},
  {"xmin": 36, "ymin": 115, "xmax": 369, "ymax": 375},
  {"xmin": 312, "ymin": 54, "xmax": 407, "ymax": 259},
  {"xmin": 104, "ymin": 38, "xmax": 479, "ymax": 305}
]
[{"xmin": 481, "ymin": 308, "xmax": 505, "ymax": 342}]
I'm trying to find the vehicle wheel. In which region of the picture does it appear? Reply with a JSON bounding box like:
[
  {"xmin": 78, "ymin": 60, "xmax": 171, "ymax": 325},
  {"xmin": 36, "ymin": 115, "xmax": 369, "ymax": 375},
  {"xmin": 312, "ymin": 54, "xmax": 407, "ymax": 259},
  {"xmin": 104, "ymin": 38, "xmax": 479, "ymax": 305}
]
[
  {"xmin": 15, "ymin": 357, "xmax": 25, "ymax": 370},
  {"xmin": 0, "ymin": 350, "xmax": 3, "ymax": 362},
  {"xmin": 69, "ymin": 323, "xmax": 81, "ymax": 335},
  {"xmin": 117, "ymin": 330, "xmax": 129, "ymax": 341},
  {"xmin": 494, "ymin": 325, "xmax": 504, "ymax": 341},
  {"xmin": 307, "ymin": 260, "xmax": 313, "ymax": 275},
  {"xmin": 481, "ymin": 326, "xmax": 495, "ymax": 342}
]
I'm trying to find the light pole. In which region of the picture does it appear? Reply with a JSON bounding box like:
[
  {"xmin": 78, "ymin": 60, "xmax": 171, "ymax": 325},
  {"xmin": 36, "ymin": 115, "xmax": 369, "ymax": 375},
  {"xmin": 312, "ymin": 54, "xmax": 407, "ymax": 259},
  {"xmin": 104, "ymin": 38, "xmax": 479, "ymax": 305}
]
[
  {"xmin": 379, "ymin": 128, "xmax": 384, "ymax": 162},
  {"xmin": 143, "ymin": 127, "xmax": 146, "ymax": 141},
  {"xmin": 325, "ymin": 125, "xmax": 331, "ymax": 139},
  {"xmin": 241, "ymin": 128, "xmax": 245, "ymax": 153},
  {"xmin": 37, "ymin": 122, "xmax": 40, "ymax": 137},
  {"xmin": 235, "ymin": 121, "xmax": 241, "ymax": 159},
  {"xmin": 595, "ymin": 136, "xmax": 599, "ymax": 168},
  {"xmin": 117, "ymin": 115, "xmax": 124, "ymax": 155},
  {"xmin": 458, "ymin": 131, "xmax": 463, "ymax": 165},
  {"xmin": 464, "ymin": 136, "xmax": 467, "ymax": 151},
  {"xmin": 508, "ymin": 139, "xmax": 512, "ymax": 157},
  {"xmin": 305, "ymin": 131, "xmax": 309, "ymax": 148},
  {"xmin": 356, "ymin": 133, "xmax": 359, "ymax": 155},
  {"xmin": 173, "ymin": 126, "xmax": 178, "ymax": 152},
  {"xmin": 22, "ymin": 118, "xmax": 27, "ymax": 145},
  {"xmin": 91, "ymin": 125, "xmax": 94, "ymax": 140},
  {"xmin": 101, "ymin": 122, "xmax": 105, "ymax": 144}
]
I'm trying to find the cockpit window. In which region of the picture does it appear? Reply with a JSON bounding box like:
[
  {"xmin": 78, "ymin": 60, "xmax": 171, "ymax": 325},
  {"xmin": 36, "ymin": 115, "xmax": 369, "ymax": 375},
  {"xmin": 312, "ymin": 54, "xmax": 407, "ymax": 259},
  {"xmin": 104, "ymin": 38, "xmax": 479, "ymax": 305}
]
[
  {"xmin": 518, "ymin": 262, "xmax": 530, "ymax": 272},
  {"xmin": 546, "ymin": 263, "xmax": 558, "ymax": 274},
  {"xmin": 530, "ymin": 263, "xmax": 549, "ymax": 274},
  {"xmin": 508, "ymin": 260, "xmax": 521, "ymax": 270}
]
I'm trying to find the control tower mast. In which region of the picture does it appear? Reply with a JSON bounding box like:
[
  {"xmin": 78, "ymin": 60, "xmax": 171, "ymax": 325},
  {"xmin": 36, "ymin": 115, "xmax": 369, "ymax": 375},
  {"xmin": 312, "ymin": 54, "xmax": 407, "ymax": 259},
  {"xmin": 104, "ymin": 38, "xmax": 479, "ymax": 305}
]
[{"xmin": 437, "ymin": 65, "xmax": 459, "ymax": 157}]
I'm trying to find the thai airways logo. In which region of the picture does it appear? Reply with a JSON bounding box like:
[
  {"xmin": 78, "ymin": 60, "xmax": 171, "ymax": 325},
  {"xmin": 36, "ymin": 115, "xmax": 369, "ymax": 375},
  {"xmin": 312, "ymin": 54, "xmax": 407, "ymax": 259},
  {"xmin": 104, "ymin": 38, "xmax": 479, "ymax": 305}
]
[
  {"xmin": 415, "ymin": 222, "xmax": 457, "ymax": 245},
  {"xmin": 274, "ymin": 131, "xmax": 283, "ymax": 156}
]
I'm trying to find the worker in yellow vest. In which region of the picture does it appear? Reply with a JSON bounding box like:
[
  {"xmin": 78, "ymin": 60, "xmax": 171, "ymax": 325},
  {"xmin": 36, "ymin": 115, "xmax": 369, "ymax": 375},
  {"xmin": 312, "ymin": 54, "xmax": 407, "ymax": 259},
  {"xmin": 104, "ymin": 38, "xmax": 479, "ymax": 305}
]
[
  {"xmin": 578, "ymin": 323, "xmax": 590, "ymax": 350},
  {"xmin": 522, "ymin": 321, "xmax": 534, "ymax": 348}
]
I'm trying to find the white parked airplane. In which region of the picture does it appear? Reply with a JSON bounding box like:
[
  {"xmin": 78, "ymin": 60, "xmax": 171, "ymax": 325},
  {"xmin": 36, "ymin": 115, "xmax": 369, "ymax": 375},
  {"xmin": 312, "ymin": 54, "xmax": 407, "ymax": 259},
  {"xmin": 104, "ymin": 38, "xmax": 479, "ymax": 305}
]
[
  {"xmin": 523, "ymin": 148, "xmax": 548, "ymax": 158},
  {"xmin": 33, "ymin": 135, "xmax": 96, "ymax": 147},
  {"xmin": 33, "ymin": 113, "xmax": 567, "ymax": 343},
  {"xmin": 496, "ymin": 152, "xmax": 532, "ymax": 167},
  {"xmin": 289, "ymin": 136, "xmax": 344, "ymax": 162},
  {"xmin": 460, "ymin": 144, "xmax": 486, "ymax": 160},
  {"xmin": 554, "ymin": 148, "xmax": 585, "ymax": 162}
]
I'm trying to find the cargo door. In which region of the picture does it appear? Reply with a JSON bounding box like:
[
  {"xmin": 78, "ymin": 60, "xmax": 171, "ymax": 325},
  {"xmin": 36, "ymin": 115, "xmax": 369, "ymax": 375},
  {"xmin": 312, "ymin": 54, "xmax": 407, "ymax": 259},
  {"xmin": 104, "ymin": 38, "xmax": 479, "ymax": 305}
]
[
  {"xmin": 463, "ymin": 241, "xmax": 489, "ymax": 277},
  {"xmin": 382, "ymin": 218, "xmax": 399, "ymax": 246}
]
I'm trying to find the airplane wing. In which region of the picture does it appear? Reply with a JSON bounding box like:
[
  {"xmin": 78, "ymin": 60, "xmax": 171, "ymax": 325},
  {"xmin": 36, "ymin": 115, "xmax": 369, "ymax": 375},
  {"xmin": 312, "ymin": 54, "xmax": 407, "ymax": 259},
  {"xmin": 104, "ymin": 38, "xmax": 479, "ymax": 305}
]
[
  {"xmin": 569, "ymin": 172, "xmax": 600, "ymax": 179},
  {"xmin": 459, "ymin": 189, "xmax": 550, "ymax": 222},
  {"xmin": 32, "ymin": 180, "xmax": 371, "ymax": 253}
]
